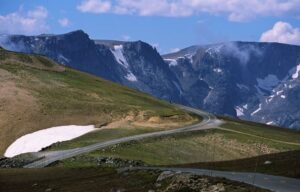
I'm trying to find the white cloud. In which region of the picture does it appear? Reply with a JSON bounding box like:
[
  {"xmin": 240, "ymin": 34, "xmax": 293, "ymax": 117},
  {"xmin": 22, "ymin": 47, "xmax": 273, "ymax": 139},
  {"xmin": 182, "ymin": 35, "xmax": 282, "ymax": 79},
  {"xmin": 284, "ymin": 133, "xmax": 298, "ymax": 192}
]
[
  {"xmin": 113, "ymin": 0, "xmax": 193, "ymax": 17},
  {"xmin": 170, "ymin": 48, "xmax": 180, "ymax": 53},
  {"xmin": 0, "ymin": 6, "xmax": 49, "ymax": 35},
  {"xmin": 28, "ymin": 6, "xmax": 48, "ymax": 19},
  {"xmin": 260, "ymin": 21, "xmax": 300, "ymax": 45},
  {"xmin": 76, "ymin": 0, "xmax": 300, "ymax": 22},
  {"xmin": 77, "ymin": 0, "xmax": 111, "ymax": 13},
  {"xmin": 151, "ymin": 42, "xmax": 162, "ymax": 52},
  {"xmin": 151, "ymin": 43, "xmax": 160, "ymax": 49},
  {"xmin": 122, "ymin": 35, "xmax": 131, "ymax": 41},
  {"xmin": 58, "ymin": 18, "xmax": 71, "ymax": 27}
]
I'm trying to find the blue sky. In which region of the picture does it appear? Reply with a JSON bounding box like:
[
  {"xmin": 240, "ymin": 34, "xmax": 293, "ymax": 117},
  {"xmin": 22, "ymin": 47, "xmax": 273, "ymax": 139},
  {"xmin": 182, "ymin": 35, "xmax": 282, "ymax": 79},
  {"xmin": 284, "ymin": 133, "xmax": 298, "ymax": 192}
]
[{"xmin": 1, "ymin": 0, "xmax": 300, "ymax": 53}]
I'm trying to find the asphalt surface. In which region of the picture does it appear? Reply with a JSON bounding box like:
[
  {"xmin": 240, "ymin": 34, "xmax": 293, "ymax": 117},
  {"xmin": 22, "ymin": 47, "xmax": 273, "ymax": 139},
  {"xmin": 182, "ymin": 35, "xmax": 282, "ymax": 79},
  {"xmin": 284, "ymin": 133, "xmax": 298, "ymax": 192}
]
[
  {"xmin": 24, "ymin": 105, "xmax": 222, "ymax": 168},
  {"xmin": 23, "ymin": 105, "xmax": 300, "ymax": 191},
  {"xmin": 120, "ymin": 167, "xmax": 300, "ymax": 192}
]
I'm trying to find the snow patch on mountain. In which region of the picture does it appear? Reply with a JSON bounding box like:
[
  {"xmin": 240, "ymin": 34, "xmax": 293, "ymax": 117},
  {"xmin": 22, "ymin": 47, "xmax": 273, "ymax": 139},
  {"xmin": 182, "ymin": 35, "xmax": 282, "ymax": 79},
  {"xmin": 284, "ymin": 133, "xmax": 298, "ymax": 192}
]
[
  {"xmin": 58, "ymin": 54, "xmax": 70, "ymax": 64},
  {"xmin": 184, "ymin": 54, "xmax": 194, "ymax": 63},
  {"xmin": 111, "ymin": 45, "xmax": 138, "ymax": 82},
  {"xmin": 235, "ymin": 106, "xmax": 244, "ymax": 117},
  {"xmin": 164, "ymin": 59, "xmax": 178, "ymax": 66},
  {"xmin": 276, "ymin": 90, "xmax": 284, "ymax": 95},
  {"xmin": 111, "ymin": 45, "xmax": 129, "ymax": 68},
  {"xmin": 4, "ymin": 125, "xmax": 96, "ymax": 157},
  {"xmin": 266, "ymin": 95, "xmax": 275, "ymax": 103},
  {"xmin": 292, "ymin": 64, "xmax": 300, "ymax": 79},
  {"xmin": 251, "ymin": 104, "xmax": 262, "ymax": 116},
  {"xmin": 281, "ymin": 95, "xmax": 286, "ymax": 99},
  {"xmin": 206, "ymin": 45, "xmax": 224, "ymax": 56},
  {"xmin": 288, "ymin": 84, "xmax": 295, "ymax": 89},
  {"xmin": 125, "ymin": 72, "xmax": 137, "ymax": 82},
  {"xmin": 213, "ymin": 68, "xmax": 222, "ymax": 73},
  {"xmin": 257, "ymin": 74, "xmax": 280, "ymax": 91}
]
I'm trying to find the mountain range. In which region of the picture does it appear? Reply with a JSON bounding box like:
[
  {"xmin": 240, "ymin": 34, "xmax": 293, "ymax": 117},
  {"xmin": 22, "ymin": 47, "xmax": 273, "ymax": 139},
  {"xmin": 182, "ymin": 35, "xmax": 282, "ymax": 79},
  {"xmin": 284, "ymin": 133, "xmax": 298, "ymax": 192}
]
[{"xmin": 1, "ymin": 30, "xmax": 300, "ymax": 129}]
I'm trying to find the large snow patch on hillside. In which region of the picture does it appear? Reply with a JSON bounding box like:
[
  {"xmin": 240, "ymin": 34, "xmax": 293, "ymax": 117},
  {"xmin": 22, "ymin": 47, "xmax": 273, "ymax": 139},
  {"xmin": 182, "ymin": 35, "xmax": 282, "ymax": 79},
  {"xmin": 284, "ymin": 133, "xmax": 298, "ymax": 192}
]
[{"xmin": 4, "ymin": 125, "xmax": 96, "ymax": 157}]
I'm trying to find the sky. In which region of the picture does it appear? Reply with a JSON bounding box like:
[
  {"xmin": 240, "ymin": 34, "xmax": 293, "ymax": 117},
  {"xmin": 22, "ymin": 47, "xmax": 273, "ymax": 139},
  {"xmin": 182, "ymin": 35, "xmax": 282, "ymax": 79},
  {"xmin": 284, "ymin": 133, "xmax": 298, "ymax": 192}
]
[{"xmin": 1, "ymin": 0, "xmax": 300, "ymax": 53}]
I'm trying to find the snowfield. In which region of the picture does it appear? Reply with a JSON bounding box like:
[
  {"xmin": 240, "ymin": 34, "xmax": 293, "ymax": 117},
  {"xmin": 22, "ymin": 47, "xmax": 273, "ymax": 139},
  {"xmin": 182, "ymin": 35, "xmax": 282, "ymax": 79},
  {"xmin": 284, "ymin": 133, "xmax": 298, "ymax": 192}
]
[
  {"xmin": 251, "ymin": 104, "xmax": 262, "ymax": 116},
  {"xmin": 4, "ymin": 125, "xmax": 96, "ymax": 157},
  {"xmin": 111, "ymin": 45, "xmax": 138, "ymax": 82},
  {"xmin": 213, "ymin": 68, "xmax": 223, "ymax": 73},
  {"xmin": 235, "ymin": 106, "xmax": 244, "ymax": 117},
  {"xmin": 292, "ymin": 64, "xmax": 300, "ymax": 79},
  {"xmin": 125, "ymin": 72, "xmax": 138, "ymax": 81},
  {"xmin": 111, "ymin": 45, "xmax": 129, "ymax": 68},
  {"xmin": 164, "ymin": 58, "xmax": 178, "ymax": 66}
]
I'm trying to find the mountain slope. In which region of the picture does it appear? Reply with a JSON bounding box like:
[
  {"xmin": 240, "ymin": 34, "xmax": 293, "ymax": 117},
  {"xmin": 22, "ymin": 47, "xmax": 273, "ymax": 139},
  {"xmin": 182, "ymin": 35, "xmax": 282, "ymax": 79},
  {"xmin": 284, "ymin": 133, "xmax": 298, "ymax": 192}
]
[
  {"xmin": 2, "ymin": 31, "xmax": 300, "ymax": 129},
  {"xmin": 163, "ymin": 42, "xmax": 300, "ymax": 129},
  {"xmin": 0, "ymin": 31, "xmax": 183, "ymax": 103},
  {"xmin": 0, "ymin": 47, "xmax": 196, "ymax": 155}
]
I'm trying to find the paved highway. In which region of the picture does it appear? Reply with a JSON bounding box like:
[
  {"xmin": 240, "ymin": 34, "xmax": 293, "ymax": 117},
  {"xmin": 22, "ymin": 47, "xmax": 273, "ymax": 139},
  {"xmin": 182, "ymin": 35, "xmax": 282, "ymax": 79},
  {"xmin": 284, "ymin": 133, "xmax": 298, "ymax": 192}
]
[
  {"xmin": 23, "ymin": 105, "xmax": 300, "ymax": 192},
  {"xmin": 24, "ymin": 105, "xmax": 222, "ymax": 168},
  {"xmin": 120, "ymin": 167, "xmax": 300, "ymax": 192}
]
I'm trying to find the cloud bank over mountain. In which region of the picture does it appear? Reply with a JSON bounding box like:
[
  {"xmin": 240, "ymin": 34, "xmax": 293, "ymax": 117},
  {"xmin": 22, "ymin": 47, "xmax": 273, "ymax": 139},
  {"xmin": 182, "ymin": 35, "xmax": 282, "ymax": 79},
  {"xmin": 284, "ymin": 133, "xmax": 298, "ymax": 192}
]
[
  {"xmin": 76, "ymin": 0, "xmax": 300, "ymax": 22},
  {"xmin": 260, "ymin": 21, "xmax": 300, "ymax": 45}
]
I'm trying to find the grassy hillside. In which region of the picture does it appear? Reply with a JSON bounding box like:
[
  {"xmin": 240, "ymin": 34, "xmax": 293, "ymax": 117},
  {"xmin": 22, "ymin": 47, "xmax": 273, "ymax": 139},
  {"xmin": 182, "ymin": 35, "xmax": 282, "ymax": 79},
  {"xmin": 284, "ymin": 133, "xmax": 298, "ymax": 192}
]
[
  {"xmin": 0, "ymin": 47, "xmax": 198, "ymax": 155},
  {"xmin": 58, "ymin": 117, "xmax": 300, "ymax": 169},
  {"xmin": 174, "ymin": 150, "xmax": 300, "ymax": 178},
  {"xmin": 0, "ymin": 167, "xmax": 268, "ymax": 192}
]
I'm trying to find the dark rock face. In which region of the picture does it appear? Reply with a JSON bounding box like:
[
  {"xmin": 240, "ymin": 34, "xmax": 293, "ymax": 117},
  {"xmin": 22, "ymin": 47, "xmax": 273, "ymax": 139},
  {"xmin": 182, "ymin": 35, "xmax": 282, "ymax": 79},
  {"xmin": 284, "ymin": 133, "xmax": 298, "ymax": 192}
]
[
  {"xmin": 250, "ymin": 79, "xmax": 300, "ymax": 129},
  {"xmin": 0, "ymin": 31, "xmax": 182, "ymax": 103},
  {"xmin": 0, "ymin": 30, "xmax": 122, "ymax": 82},
  {"xmin": 2, "ymin": 30, "xmax": 300, "ymax": 129},
  {"xmin": 121, "ymin": 41, "xmax": 182, "ymax": 102},
  {"xmin": 164, "ymin": 42, "xmax": 300, "ymax": 129}
]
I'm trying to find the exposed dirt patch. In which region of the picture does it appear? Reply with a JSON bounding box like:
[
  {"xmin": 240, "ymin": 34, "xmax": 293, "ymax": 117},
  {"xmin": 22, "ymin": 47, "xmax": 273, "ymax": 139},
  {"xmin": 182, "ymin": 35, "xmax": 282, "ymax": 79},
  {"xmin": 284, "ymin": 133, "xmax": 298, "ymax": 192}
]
[
  {"xmin": 133, "ymin": 112, "xmax": 198, "ymax": 129},
  {"xmin": 101, "ymin": 111, "xmax": 199, "ymax": 130},
  {"xmin": 0, "ymin": 79, "xmax": 39, "ymax": 154}
]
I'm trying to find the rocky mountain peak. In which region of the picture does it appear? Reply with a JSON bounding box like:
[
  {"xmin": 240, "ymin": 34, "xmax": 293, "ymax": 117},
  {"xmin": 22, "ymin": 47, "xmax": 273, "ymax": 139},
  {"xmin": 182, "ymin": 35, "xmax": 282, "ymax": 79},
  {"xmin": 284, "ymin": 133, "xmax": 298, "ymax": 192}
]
[{"xmin": 2, "ymin": 31, "xmax": 300, "ymax": 129}]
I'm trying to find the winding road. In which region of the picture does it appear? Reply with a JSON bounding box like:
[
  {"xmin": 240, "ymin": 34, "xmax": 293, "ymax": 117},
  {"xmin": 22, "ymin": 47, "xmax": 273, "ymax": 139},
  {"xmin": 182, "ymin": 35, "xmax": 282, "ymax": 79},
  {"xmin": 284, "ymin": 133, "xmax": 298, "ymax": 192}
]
[
  {"xmin": 23, "ymin": 105, "xmax": 300, "ymax": 192},
  {"xmin": 24, "ymin": 105, "xmax": 221, "ymax": 168}
]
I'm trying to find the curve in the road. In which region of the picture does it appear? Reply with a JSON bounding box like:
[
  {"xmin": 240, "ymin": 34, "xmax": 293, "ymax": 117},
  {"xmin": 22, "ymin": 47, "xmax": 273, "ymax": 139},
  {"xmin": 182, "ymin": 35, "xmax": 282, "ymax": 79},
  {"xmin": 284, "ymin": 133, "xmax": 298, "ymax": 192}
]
[
  {"xmin": 23, "ymin": 105, "xmax": 300, "ymax": 192},
  {"xmin": 24, "ymin": 105, "xmax": 221, "ymax": 168}
]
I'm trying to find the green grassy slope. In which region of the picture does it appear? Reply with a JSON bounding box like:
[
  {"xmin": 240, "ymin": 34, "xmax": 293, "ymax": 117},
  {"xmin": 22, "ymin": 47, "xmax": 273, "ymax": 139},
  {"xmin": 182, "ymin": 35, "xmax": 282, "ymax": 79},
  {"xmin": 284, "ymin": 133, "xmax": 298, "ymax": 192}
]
[
  {"xmin": 59, "ymin": 118, "xmax": 300, "ymax": 169},
  {"xmin": 220, "ymin": 117, "xmax": 300, "ymax": 144},
  {"xmin": 0, "ymin": 167, "xmax": 268, "ymax": 192},
  {"xmin": 174, "ymin": 150, "xmax": 300, "ymax": 178},
  {"xmin": 0, "ymin": 48, "xmax": 197, "ymax": 155}
]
